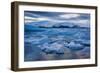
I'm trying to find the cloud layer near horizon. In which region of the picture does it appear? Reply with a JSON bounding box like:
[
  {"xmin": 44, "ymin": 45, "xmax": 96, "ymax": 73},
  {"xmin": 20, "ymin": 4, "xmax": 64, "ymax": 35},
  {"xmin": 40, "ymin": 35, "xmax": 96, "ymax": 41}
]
[{"xmin": 24, "ymin": 11, "xmax": 90, "ymax": 27}]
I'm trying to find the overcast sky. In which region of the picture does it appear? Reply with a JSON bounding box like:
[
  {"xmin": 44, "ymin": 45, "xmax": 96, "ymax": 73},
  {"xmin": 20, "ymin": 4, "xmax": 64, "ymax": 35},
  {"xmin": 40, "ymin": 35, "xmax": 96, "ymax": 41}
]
[{"xmin": 24, "ymin": 11, "xmax": 90, "ymax": 27}]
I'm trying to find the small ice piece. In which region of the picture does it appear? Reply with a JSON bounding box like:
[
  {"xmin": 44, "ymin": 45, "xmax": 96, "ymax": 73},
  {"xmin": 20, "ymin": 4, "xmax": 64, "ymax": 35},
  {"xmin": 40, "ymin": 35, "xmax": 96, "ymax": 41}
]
[
  {"xmin": 39, "ymin": 43, "xmax": 55, "ymax": 54},
  {"xmin": 74, "ymin": 39, "xmax": 90, "ymax": 46},
  {"xmin": 74, "ymin": 39, "xmax": 83, "ymax": 43},
  {"xmin": 81, "ymin": 40, "xmax": 90, "ymax": 46},
  {"xmin": 67, "ymin": 41, "xmax": 84, "ymax": 51},
  {"xmin": 74, "ymin": 31, "xmax": 89, "ymax": 40},
  {"xmin": 40, "ymin": 43, "xmax": 50, "ymax": 51},
  {"xmin": 57, "ymin": 36, "xmax": 65, "ymax": 40},
  {"xmin": 40, "ymin": 42, "xmax": 65, "ymax": 54},
  {"xmin": 64, "ymin": 41, "xmax": 69, "ymax": 47},
  {"xmin": 50, "ymin": 37, "xmax": 58, "ymax": 41},
  {"xmin": 76, "ymin": 47, "xmax": 90, "ymax": 58},
  {"xmin": 25, "ymin": 36, "xmax": 43, "ymax": 45},
  {"xmin": 50, "ymin": 42, "xmax": 64, "ymax": 54},
  {"xmin": 44, "ymin": 48, "xmax": 54, "ymax": 54},
  {"xmin": 56, "ymin": 49, "xmax": 64, "ymax": 54},
  {"xmin": 50, "ymin": 42, "xmax": 63, "ymax": 50}
]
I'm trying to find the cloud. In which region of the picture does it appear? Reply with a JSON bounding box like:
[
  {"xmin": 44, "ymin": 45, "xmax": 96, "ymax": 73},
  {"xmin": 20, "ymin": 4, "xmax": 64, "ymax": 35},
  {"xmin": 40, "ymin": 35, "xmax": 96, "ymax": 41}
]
[
  {"xmin": 68, "ymin": 19, "xmax": 89, "ymax": 24},
  {"xmin": 59, "ymin": 19, "xmax": 90, "ymax": 27},
  {"xmin": 59, "ymin": 14, "xmax": 80, "ymax": 19},
  {"xmin": 24, "ymin": 16, "xmax": 50, "ymax": 23},
  {"xmin": 25, "ymin": 16, "xmax": 90, "ymax": 27},
  {"xmin": 76, "ymin": 20, "xmax": 90, "ymax": 27},
  {"xmin": 38, "ymin": 17, "xmax": 49, "ymax": 21},
  {"xmin": 24, "ymin": 12, "xmax": 90, "ymax": 27},
  {"xmin": 25, "ymin": 16, "xmax": 38, "ymax": 21},
  {"xmin": 24, "ymin": 11, "xmax": 41, "ymax": 18}
]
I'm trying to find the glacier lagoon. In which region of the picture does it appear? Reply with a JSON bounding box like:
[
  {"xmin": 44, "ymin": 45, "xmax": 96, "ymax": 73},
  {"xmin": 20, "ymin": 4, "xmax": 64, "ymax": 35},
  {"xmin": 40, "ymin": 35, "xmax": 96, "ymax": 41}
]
[{"xmin": 24, "ymin": 27, "xmax": 90, "ymax": 61}]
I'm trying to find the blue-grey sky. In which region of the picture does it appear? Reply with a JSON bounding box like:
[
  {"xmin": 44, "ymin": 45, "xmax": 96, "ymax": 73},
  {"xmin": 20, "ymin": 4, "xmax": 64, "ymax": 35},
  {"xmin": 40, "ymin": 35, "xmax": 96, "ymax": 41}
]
[{"xmin": 24, "ymin": 11, "xmax": 90, "ymax": 27}]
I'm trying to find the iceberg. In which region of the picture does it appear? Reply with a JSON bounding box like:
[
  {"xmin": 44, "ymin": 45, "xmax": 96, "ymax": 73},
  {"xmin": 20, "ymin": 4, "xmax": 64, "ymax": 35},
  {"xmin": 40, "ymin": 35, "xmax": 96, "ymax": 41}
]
[
  {"xmin": 76, "ymin": 47, "xmax": 90, "ymax": 58},
  {"xmin": 80, "ymin": 40, "xmax": 90, "ymax": 46},
  {"xmin": 39, "ymin": 42, "xmax": 65, "ymax": 54},
  {"xmin": 67, "ymin": 41, "xmax": 84, "ymax": 51},
  {"xmin": 74, "ymin": 39, "xmax": 90, "ymax": 46}
]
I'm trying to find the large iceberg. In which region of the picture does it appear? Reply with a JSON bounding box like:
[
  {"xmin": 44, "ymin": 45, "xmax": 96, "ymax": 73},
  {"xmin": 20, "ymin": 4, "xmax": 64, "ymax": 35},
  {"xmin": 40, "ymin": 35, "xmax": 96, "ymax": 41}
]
[
  {"xmin": 39, "ymin": 42, "xmax": 65, "ymax": 54},
  {"xmin": 67, "ymin": 41, "xmax": 84, "ymax": 51}
]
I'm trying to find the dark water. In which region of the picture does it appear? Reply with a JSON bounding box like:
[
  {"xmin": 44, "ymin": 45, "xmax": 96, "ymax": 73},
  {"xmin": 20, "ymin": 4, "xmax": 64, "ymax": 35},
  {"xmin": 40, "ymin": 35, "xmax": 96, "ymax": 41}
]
[{"xmin": 24, "ymin": 28, "xmax": 90, "ymax": 62}]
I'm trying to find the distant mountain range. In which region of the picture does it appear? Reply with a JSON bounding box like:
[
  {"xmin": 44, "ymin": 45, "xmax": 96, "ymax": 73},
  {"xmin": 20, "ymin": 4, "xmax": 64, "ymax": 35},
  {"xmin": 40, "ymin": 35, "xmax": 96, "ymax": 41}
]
[{"xmin": 25, "ymin": 21, "xmax": 89, "ymax": 31}]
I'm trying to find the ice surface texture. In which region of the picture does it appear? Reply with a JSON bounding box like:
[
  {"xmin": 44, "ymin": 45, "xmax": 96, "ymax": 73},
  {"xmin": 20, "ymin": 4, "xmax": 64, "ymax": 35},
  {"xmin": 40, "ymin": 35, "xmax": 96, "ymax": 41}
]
[{"xmin": 24, "ymin": 28, "xmax": 90, "ymax": 61}]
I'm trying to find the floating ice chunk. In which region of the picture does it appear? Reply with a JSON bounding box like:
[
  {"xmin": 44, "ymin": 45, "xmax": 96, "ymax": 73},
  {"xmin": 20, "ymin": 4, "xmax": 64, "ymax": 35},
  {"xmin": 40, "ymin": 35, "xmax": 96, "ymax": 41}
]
[
  {"xmin": 81, "ymin": 40, "xmax": 90, "ymax": 46},
  {"xmin": 82, "ymin": 47, "xmax": 90, "ymax": 52},
  {"xmin": 67, "ymin": 41, "xmax": 84, "ymax": 51},
  {"xmin": 74, "ymin": 39, "xmax": 90, "ymax": 46},
  {"xmin": 44, "ymin": 48, "xmax": 54, "ymax": 54},
  {"xmin": 74, "ymin": 31, "xmax": 89, "ymax": 39},
  {"xmin": 56, "ymin": 49, "xmax": 64, "ymax": 54},
  {"xmin": 39, "ymin": 43, "xmax": 50, "ymax": 51},
  {"xmin": 50, "ymin": 37, "xmax": 59, "ymax": 42},
  {"xmin": 50, "ymin": 42, "xmax": 64, "ymax": 54},
  {"xmin": 76, "ymin": 47, "xmax": 90, "ymax": 58},
  {"xmin": 57, "ymin": 36, "xmax": 65, "ymax": 40},
  {"xmin": 40, "ymin": 42, "xmax": 65, "ymax": 54},
  {"xmin": 74, "ymin": 39, "xmax": 84, "ymax": 43},
  {"xmin": 25, "ymin": 35, "xmax": 48, "ymax": 45},
  {"xmin": 50, "ymin": 42, "xmax": 63, "ymax": 50},
  {"xmin": 63, "ymin": 41, "xmax": 69, "ymax": 46}
]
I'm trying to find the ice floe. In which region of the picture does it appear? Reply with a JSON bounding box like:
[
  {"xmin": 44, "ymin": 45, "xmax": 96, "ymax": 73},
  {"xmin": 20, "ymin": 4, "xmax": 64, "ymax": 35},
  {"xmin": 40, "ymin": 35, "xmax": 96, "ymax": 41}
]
[
  {"xmin": 67, "ymin": 41, "xmax": 84, "ymax": 51},
  {"xmin": 76, "ymin": 47, "xmax": 90, "ymax": 58}
]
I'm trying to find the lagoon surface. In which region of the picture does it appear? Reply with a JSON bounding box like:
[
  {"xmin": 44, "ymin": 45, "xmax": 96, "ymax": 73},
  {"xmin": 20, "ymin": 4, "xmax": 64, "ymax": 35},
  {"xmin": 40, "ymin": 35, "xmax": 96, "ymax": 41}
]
[{"xmin": 24, "ymin": 27, "xmax": 90, "ymax": 61}]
